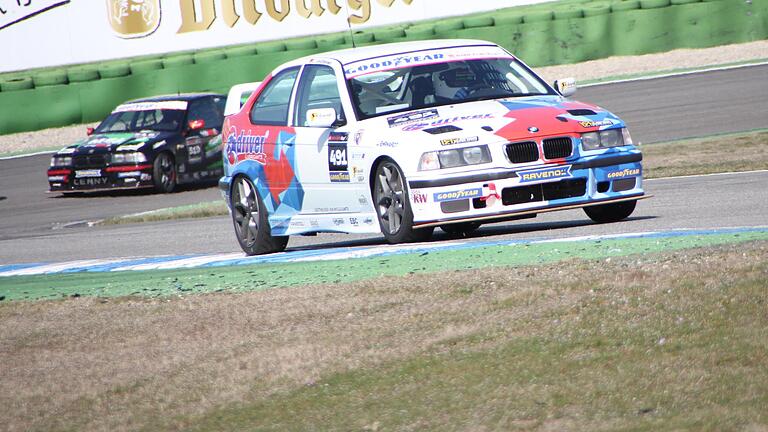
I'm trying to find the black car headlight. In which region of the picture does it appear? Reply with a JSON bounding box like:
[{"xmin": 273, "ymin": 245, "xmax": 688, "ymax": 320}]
[
  {"xmin": 581, "ymin": 127, "xmax": 633, "ymax": 150},
  {"xmin": 111, "ymin": 152, "xmax": 147, "ymax": 164},
  {"xmin": 419, "ymin": 145, "xmax": 491, "ymax": 171},
  {"xmin": 50, "ymin": 155, "xmax": 72, "ymax": 166}
]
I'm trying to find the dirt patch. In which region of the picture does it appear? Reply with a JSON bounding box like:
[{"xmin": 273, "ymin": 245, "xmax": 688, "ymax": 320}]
[{"xmin": 1, "ymin": 240, "xmax": 766, "ymax": 431}]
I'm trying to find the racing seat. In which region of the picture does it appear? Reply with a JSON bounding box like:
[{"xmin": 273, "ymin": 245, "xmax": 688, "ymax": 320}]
[{"xmin": 409, "ymin": 76, "xmax": 435, "ymax": 107}]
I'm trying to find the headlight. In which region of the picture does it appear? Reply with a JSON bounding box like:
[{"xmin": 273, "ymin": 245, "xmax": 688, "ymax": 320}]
[
  {"xmin": 581, "ymin": 128, "xmax": 628, "ymax": 151},
  {"xmin": 419, "ymin": 145, "xmax": 491, "ymax": 171},
  {"xmin": 111, "ymin": 152, "xmax": 147, "ymax": 164},
  {"xmin": 50, "ymin": 156, "xmax": 72, "ymax": 166}
]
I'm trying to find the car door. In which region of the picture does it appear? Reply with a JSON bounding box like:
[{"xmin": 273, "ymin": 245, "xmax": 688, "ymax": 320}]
[{"xmin": 291, "ymin": 64, "xmax": 367, "ymax": 216}]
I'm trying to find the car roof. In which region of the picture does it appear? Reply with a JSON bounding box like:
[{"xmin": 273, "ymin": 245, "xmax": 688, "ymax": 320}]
[
  {"xmin": 285, "ymin": 39, "xmax": 504, "ymax": 69},
  {"xmin": 125, "ymin": 93, "xmax": 224, "ymax": 104}
]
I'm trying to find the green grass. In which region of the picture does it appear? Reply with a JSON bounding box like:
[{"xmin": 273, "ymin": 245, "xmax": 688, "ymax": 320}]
[{"xmin": 98, "ymin": 201, "xmax": 228, "ymax": 225}]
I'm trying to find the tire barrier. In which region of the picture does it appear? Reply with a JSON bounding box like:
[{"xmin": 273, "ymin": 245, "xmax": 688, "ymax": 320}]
[{"xmin": 1, "ymin": 0, "xmax": 766, "ymax": 135}]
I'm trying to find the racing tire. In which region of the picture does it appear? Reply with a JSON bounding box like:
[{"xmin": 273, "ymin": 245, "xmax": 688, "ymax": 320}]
[
  {"xmin": 373, "ymin": 160, "xmax": 434, "ymax": 244},
  {"xmin": 440, "ymin": 222, "xmax": 481, "ymax": 236},
  {"xmin": 230, "ymin": 175, "xmax": 288, "ymax": 255},
  {"xmin": 584, "ymin": 200, "xmax": 637, "ymax": 223},
  {"xmin": 152, "ymin": 152, "xmax": 177, "ymax": 193}
]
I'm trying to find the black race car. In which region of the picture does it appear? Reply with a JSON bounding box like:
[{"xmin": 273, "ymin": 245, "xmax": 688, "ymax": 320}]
[{"xmin": 47, "ymin": 93, "xmax": 225, "ymax": 193}]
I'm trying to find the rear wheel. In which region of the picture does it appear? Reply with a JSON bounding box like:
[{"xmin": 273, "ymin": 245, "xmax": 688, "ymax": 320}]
[
  {"xmin": 584, "ymin": 200, "xmax": 637, "ymax": 223},
  {"xmin": 152, "ymin": 152, "xmax": 176, "ymax": 193},
  {"xmin": 373, "ymin": 160, "xmax": 433, "ymax": 243},
  {"xmin": 231, "ymin": 175, "xmax": 288, "ymax": 255}
]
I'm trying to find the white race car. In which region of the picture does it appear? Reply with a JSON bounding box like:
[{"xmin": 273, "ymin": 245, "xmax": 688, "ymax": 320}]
[{"xmin": 219, "ymin": 39, "xmax": 647, "ymax": 255}]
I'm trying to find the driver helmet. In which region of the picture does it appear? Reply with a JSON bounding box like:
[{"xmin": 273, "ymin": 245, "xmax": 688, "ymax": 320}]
[{"xmin": 434, "ymin": 67, "xmax": 477, "ymax": 100}]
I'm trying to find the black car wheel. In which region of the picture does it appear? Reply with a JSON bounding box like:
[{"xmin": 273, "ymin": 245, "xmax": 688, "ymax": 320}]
[
  {"xmin": 153, "ymin": 152, "xmax": 177, "ymax": 193},
  {"xmin": 584, "ymin": 200, "xmax": 637, "ymax": 223},
  {"xmin": 231, "ymin": 175, "xmax": 288, "ymax": 255},
  {"xmin": 373, "ymin": 159, "xmax": 433, "ymax": 244}
]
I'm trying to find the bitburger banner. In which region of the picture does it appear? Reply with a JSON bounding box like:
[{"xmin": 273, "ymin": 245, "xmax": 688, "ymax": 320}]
[{"xmin": 0, "ymin": 0, "xmax": 549, "ymax": 73}]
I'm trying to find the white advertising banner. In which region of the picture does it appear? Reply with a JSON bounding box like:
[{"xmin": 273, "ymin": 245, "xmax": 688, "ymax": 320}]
[{"xmin": 0, "ymin": 0, "xmax": 552, "ymax": 73}]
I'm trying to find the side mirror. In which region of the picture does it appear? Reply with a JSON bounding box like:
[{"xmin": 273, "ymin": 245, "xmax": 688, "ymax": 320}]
[
  {"xmin": 188, "ymin": 119, "xmax": 205, "ymax": 130},
  {"xmin": 305, "ymin": 108, "xmax": 338, "ymax": 128},
  {"xmin": 553, "ymin": 77, "xmax": 577, "ymax": 97},
  {"xmin": 86, "ymin": 127, "xmax": 95, "ymax": 136}
]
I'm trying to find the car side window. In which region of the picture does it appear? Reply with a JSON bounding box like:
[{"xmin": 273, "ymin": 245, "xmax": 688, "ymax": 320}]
[
  {"xmin": 187, "ymin": 98, "xmax": 224, "ymax": 130},
  {"xmin": 294, "ymin": 65, "xmax": 345, "ymax": 127},
  {"xmin": 250, "ymin": 67, "xmax": 300, "ymax": 126}
]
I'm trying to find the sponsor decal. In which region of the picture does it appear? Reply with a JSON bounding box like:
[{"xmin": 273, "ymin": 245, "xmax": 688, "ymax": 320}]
[
  {"xmin": 363, "ymin": 217, "xmax": 374, "ymax": 225},
  {"xmin": 225, "ymin": 126, "xmax": 268, "ymax": 165},
  {"xmin": 73, "ymin": 177, "xmax": 108, "ymax": 186},
  {"xmin": 518, "ymin": 165, "xmax": 572, "ymax": 183},
  {"xmin": 377, "ymin": 140, "xmax": 398, "ymax": 148},
  {"xmin": 106, "ymin": 0, "xmax": 160, "ymax": 39},
  {"xmin": 440, "ymin": 136, "xmax": 479, "ymax": 146},
  {"xmin": 113, "ymin": 101, "xmax": 188, "ymax": 113},
  {"xmin": 433, "ymin": 188, "xmax": 483, "ymax": 202},
  {"xmin": 328, "ymin": 143, "xmax": 348, "ymax": 172},
  {"xmin": 58, "ymin": 147, "xmax": 76, "ymax": 154},
  {"xmin": 117, "ymin": 142, "xmax": 146, "ymax": 151},
  {"xmin": 75, "ymin": 169, "xmax": 102, "ymax": 178},
  {"xmin": 579, "ymin": 119, "xmax": 614, "ymax": 128},
  {"xmin": 289, "ymin": 220, "xmax": 306, "ymax": 228},
  {"xmin": 607, "ymin": 167, "xmax": 641, "ymax": 179},
  {"xmin": 330, "ymin": 171, "xmax": 350, "ymax": 183},
  {"xmin": 412, "ymin": 190, "xmax": 427, "ymax": 204},
  {"xmin": 387, "ymin": 109, "xmax": 439, "ymax": 128},
  {"xmin": 314, "ymin": 206, "xmax": 350, "ymax": 213},
  {"xmin": 329, "ymin": 132, "xmax": 348, "ymax": 142},
  {"xmin": 84, "ymin": 136, "xmax": 129, "ymax": 147},
  {"xmin": 310, "ymin": 220, "xmax": 320, "ymax": 228},
  {"xmin": 480, "ymin": 183, "xmax": 500, "ymax": 207},
  {"xmin": 403, "ymin": 113, "xmax": 494, "ymax": 131},
  {"xmin": 350, "ymin": 151, "xmax": 366, "ymax": 160},
  {"xmin": 353, "ymin": 129, "xmax": 365, "ymax": 146},
  {"xmin": 346, "ymin": 53, "xmax": 446, "ymax": 77},
  {"xmin": 332, "ymin": 218, "xmax": 345, "ymax": 226},
  {"xmin": 117, "ymin": 171, "xmax": 142, "ymax": 178},
  {"xmin": 153, "ymin": 140, "xmax": 167, "ymax": 149},
  {"xmin": 358, "ymin": 195, "xmax": 368, "ymax": 205},
  {"xmin": 349, "ymin": 217, "xmax": 359, "ymax": 226}
]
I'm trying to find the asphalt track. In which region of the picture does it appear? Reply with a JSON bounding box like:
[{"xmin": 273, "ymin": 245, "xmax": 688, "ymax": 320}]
[{"xmin": 0, "ymin": 65, "xmax": 767, "ymax": 265}]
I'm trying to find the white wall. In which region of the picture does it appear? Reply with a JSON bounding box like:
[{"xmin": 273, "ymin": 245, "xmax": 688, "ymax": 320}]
[{"xmin": 0, "ymin": 0, "xmax": 552, "ymax": 73}]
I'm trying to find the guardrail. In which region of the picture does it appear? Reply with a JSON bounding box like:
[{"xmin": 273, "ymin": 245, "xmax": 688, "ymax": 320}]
[{"xmin": 0, "ymin": 0, "xmax": 764, "ymax": 135}]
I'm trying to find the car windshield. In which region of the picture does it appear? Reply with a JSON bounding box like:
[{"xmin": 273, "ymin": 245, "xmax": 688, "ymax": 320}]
[
  {"xmin": 348, "ymin": 57, "xmax": 554, "ymax": 119},
  {"xmin": 95, "ymin": 108, "xmax": 186, "ymax": 133}
]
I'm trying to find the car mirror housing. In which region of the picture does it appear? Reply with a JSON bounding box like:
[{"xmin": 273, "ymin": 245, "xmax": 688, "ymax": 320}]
[
  {"xmin": 553, "ymin": 77, "xmax": 577, "ymax": 97},
  {"xmin": 188, "ymin": 119, "xmax": 205, "ymax": 130},
  {"xmin": 305, "ymin": 108, "xmax": 337, "ymax": 128},
  {"xmin": 86, "ymin": 127, "xmax": 95, "ymax": 136}
]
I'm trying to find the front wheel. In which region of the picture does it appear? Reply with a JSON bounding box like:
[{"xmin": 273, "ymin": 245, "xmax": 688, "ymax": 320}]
[
  {"xmin": 584, "ymin": 200, "xmax": 637, "ymax": 223},
  {"xmin": 231, "ymin": 175, "xmax": 288, "ymax": 255},
  {"xmin": 373, "ymin": 160, "xmax": 433, "ymax": 244},
  {"xmin": 152, "ymin": 152, "xmax": 177, "ymax": 193}
]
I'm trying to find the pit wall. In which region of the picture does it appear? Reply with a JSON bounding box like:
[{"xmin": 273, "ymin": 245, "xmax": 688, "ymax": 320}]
[{"xmin": 1, "ymin": 0, "xmax": 765, "ymax": 135}]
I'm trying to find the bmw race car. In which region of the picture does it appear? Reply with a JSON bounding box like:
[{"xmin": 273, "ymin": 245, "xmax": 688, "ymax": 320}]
[
  {"xmin": 219, "ymin": 39, "xmax": 648, "ymax": 255},
  {"xmin": 48, "ymin": 93, "xmax": 225, "ymax": 193}
]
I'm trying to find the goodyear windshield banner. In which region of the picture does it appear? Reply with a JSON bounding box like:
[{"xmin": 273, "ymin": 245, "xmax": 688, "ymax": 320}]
[{"xmin": 0, "ymin": 0, "xmax": 550, "ymax": 73}]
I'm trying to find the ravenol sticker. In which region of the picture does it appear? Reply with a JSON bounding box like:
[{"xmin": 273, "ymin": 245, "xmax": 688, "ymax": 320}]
[
  {"xmin": 387, "ymin": 109, "xmax": 439, "ymax": 128},
  {"xmin": 518, "ymin": 165, "xmax": 572, "ymax": 183},
  {"xmin": 440, "ymin": 136, "xmax": 479, "ymax": 146},
  {"xmin": 113, "ymin": 101, "xmax": 188, "ymax": 113},
  {"xmin": 329, "ymin": 132, "xmax": 348, "ymax": 142},
  {"xmin": 607, "ymin": 167, "xmax": 641, "ymax": 179},
  {"xmin": 579, "ymin": 119, "xmax": 614, "ymax": 128},
  {"xmin": 330, "ymin": 171, "xmax": 351, "ymax": 183},
  {"xmin": 433, "ymin": 188, "xmax": 483, "ymax": 202},
  {"xmin": 75, "ymin": 169, "xmax": 102, "ymax": 178}
]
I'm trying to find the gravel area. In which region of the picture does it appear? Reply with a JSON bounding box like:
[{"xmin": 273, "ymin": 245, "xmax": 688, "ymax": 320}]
[{"xmin": 1, "ymin": 40, "xmax": 766, "ymax": 156}]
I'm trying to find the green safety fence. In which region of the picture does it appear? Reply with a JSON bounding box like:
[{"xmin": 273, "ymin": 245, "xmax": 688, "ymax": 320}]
[{"xmin": 0, "ymin": 0, "xmax": 766, "ymax": 135}]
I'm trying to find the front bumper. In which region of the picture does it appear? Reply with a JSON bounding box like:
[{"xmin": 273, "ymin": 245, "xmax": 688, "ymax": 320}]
[
  {"xmin": 47, "ymin": 164, "xmax": 154, "ymax": 192},
  {"xmin": 407, "ymin": 153, "xmax": 646, "ymax": 227}
]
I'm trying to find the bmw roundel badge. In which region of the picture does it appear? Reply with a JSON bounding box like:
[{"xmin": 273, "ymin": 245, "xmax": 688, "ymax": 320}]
[{"xmin": 528, "ymin": 126, "xmax": 539, "ymax": 133}]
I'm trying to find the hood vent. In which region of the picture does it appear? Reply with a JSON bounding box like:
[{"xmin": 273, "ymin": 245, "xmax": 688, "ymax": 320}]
[
  {"xmin": 567, "ymin": 109, "xmax": 597, "ymax": 116},
  {"xmin": 423, "ymin": 125, "xmax": 462, "ymax": 134}
]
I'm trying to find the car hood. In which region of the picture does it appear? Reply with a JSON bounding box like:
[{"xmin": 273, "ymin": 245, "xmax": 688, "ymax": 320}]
[
  {"xmin": 364, "ymin": 96, "xmax": 625, "ymax": 146},
  {"xmin": 57, "ymin": 131, "xmax": 171, "ymax": 155}
]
